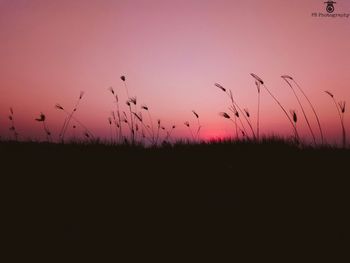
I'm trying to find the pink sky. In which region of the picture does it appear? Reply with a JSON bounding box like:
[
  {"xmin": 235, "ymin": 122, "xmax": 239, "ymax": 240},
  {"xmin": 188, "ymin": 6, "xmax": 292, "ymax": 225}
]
[{"xmin": 0, "ymin": 0, "xmax": 349, "ymax": 143}]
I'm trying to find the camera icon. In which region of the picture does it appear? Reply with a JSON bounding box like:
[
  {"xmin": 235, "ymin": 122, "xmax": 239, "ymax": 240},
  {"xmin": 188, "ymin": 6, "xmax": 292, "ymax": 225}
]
[{"xmin": 324, "ymin": 1, "xmax": 336, "ymax": 13}]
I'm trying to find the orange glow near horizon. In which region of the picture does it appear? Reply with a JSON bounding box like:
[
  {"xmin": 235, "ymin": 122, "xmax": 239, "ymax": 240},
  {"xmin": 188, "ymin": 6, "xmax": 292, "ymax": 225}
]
[{"xmin": 1, "ymin": 0, "xmax": 349, "ymax": 144}]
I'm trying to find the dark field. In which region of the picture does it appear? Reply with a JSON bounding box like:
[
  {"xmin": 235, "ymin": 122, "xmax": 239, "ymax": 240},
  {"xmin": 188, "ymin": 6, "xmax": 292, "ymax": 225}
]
[{"xmin": 1, "ymin": 139, "xmax": 350, "ymax": 260}]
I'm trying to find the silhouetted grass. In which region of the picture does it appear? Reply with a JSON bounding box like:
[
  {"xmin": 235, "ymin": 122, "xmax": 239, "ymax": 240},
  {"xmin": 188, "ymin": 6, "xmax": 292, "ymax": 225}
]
[
  {"xmin": 282, "ymin": 75, "xmax": 317, "ymax": 145},
  {"xmin": 1, "ymin": 73, "xmax": 349, "ymax": 259},
  {"xmin": 251, "ymin": 73, "xmax": 300, "ymax": 140},
  {"xmin": 8, "ymin": 107, "xmax": 18, "ymax": 141},
  {"xmin": 325, "ymin": 90, "xmax": 347, "ymax": 148},
  {"xmin": 215, "ymin": 83, "xmax": 255, "ymax": 139}
]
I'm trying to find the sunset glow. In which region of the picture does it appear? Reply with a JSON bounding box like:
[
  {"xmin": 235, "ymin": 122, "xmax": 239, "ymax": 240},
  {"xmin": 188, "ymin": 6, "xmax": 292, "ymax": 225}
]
[{"xmin": 1, "ymin": 0, "xmax": 349, "ymax": 144}]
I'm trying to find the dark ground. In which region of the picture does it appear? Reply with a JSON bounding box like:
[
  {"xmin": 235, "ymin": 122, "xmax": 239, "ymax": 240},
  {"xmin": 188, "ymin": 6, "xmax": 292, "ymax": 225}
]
[{"xmin": 1, "ymin": 139, "xmax": 349, "ymax": 261}]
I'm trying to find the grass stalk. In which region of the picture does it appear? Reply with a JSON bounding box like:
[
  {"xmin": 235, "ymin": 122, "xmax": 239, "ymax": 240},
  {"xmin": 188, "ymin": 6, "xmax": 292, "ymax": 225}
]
[
  {"xmin": 282, "ymin": 76, "xmax": 316, "ymax": 145},
  {"xmin": 60, "ymin": 91, "xmax": 84, "ymax": 142},
  {"xmin": 255, "ymin": 81, "xmax": 261, "ymax": 141},
  {"xmin": 8, "ymin": 107, "xmax": 18, "ymax": 141},
  {"xmin": 250, "ymin": 73, "xmax": 299, "ymax": 141},
  {"xmin": 292, "ymin": 78, "xmax": 324, "ymax": 144},
  {"xmin": 325, "ymin": 91, "xmax": 346, "ymax": 148}
]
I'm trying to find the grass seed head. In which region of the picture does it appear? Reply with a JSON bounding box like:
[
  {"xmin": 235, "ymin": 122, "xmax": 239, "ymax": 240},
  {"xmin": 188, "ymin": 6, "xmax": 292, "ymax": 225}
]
[
  {"xmin": 109, "ymin": 87, "xmax": 115, "ymax": 95},
  {"xmin": 215, "ymin": 83, "xmax": 226, "ymax": 92},
  {"xmin": 121, "ymin": 75, "xmax": 126, "ymax": 82},
  {"xmin": 250, "ymin": 73, "xmax": 264, "ymax": 85},
  {"xmin": 130, "ymin": 97, "xmax": 137, "ymax": 105},
  {"xmin": 229, "ymin": 106, "xmax": 239, "ymax": 117},
  {"xmin": 290, "ymin": 110, "xmax": 297, "ymax": 123},
  {"xmin": 281, "ymin": 75, "xmax": 293, "ymax": 80},
  {"xmin": 35, "ymin": 113, "xmax": 46, "ymax": 122},
  {"xmin": 219, "ymin": 112, "xmax": 230, "ymax": 119},
  {"xmin": 55, "ymin": 104, "xmax": 64, "ymax": 110},
  {"xmin": 255, "ymin": 81, "xmax": 261, "ymax": 93},
  {"xmin": 192, "ymin": 110, "xmax": 199, "ymax": 118},
  {"xmin": 325, "ymin": 91, "xmax": 334, "ymax": 98},
  {"xmin": 339, "ymin": 101, "xmax": 346, "ymax": 113},
  {"xmin": 184, "ymin": 121, "xmax": 190, "ymax": 127}
]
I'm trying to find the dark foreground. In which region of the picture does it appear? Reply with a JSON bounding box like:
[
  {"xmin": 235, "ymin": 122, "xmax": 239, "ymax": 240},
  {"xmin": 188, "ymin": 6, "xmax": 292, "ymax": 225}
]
[{"xmin": 1, "ymin": 139, "xmax": 350, "ymax": 261}]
